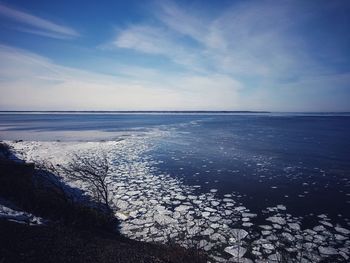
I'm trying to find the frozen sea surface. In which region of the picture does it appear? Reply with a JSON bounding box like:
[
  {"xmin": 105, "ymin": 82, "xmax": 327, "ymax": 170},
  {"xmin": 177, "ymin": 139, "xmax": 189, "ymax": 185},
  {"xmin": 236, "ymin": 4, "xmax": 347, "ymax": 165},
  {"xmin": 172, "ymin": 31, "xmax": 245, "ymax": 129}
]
[{"xmin": 1, "ymin": 112, "xmax": 350, "ymax": 262}]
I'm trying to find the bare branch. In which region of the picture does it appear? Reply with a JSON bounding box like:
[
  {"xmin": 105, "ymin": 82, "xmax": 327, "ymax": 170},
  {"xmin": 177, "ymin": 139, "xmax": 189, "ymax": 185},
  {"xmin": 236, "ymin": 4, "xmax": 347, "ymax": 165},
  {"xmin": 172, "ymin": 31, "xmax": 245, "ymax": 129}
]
[{"xmin": 63, "ymin": 152, "xmax": 113, "ymax": 213}]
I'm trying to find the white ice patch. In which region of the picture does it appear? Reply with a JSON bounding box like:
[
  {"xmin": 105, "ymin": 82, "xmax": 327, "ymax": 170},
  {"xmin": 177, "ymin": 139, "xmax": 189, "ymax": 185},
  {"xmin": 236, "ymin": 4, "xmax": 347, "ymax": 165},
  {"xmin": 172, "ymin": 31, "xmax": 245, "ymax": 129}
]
[
  {"xmin": 0, "ymin": 202, "xmax": 46, "ymax": 225},
  {"xmin": 6, "ymin": 135, "xmax": 350, "ymax": 262}
]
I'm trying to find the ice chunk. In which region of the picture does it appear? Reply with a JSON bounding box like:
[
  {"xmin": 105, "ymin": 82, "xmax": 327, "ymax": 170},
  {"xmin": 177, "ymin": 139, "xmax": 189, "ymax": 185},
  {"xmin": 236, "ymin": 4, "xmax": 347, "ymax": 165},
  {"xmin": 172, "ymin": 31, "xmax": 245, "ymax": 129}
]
[
  {"xmin": 266, "ymin": 216, "xmax": 286, "ymax": 225},
  {"xmin": 126, "ymin": 190, "xmax": 141, "ymax": 196},
  {"xmin": 335, "ymin": 226, "xmax": 350, "ymax": 235},
  {"xmin": 262, "ymin": 243, "xmax": 274, "ymax": 250},
  {"xmin": 202, "ymin": 211, "xmax": 211, "ymax": 218},
  {"xmin": 319, "ymin": 221, "xmax": 333, "ymax": 227},
  {"xmin": 235, "ymin": 206, "xmax": 246, "ymax": 212},
  {"xmin": 268, "ymin": 253, "xmax": 282, "ymax": 262},
  {"xmin": 154, "ymin": 214, "xmax": 176, "ymax": 225},
  {"xmin": 281, "ymin": 232, "xmax": 295, "ymax": 242},
  {"xmin": 115, "ymin": 211, "xmax": 129, "ymax": 221},
  {"xmin": 318, "ymin": 246, "xmax": 338, "ymax": 255},
  {"xmin": 242, "ymin": 212, "xmax": 257, "ymax": 218},
  {"xmin": 174, "ymin": 205, "xmax": 191, "ymax": 212},
  {"xmin": 211, "ymin": 201, "xmax": 220, "ymax": 206},
  {"xmin": 231, "ymin": 229, "xmax": 248, "ymax": 240},
  {"xmin": 202, "ymin": 228, "xmax": 214, "ymax": 235},
  {"xmin": 276, "ymin": 205, "xmax": 286, "ymax": 210},
  {"xmin": 313, "ymin": 225, "xmax": 326, "ymax": 232},
  {"xmin": 224, "ymin": 246, "xmax": 247, "ymax": 258},
  {"xmin": 288, "ymin": 223, "xmax": 301, "ymax": 231},
  {"xmin": 204, "ymin": 207, "xmax": 216, "ymax": 212}
]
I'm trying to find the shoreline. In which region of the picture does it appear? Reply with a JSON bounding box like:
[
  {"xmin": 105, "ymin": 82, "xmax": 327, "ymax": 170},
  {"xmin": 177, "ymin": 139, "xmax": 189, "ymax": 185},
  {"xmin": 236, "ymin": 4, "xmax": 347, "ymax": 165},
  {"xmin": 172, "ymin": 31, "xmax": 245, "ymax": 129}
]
[
  {"xmin": 0, "ymin": 154, "xmax": 206, "ymax": 263},
  {"xmin": 4, "ymin": 139, "xmax": 350, "ymax": 262}
]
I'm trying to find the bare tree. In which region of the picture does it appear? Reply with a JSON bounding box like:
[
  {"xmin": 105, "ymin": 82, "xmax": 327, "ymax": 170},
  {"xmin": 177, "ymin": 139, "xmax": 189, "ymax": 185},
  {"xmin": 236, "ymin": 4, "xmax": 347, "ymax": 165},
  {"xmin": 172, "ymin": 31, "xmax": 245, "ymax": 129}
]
[{"xmin": 63, "ymin": 152, "xmax": 113, "ymax": 213}]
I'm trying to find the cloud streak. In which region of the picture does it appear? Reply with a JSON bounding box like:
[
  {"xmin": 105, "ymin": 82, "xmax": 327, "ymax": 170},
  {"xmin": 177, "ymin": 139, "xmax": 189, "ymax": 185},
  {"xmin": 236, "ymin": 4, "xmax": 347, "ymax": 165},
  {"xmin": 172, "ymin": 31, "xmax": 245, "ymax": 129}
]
[
  {"xmin": 1, "ymin": 43, "xmax": 347, "ymax": 111},
  {"xmin": 0, "ymin": 1, "xmax": 349, "ymax": 111},
  {"xmin": 0, "ymin": 3, "xmax": 79, "ymax": 39},
  {"xmin": 0, "ymin": 45, "xmax": 242, "ymax": 110},
  {"xmin": 114, "ymin": 0, "xmax": 319, "ymax": 79},
  {"xmin": 106, "ymin": 0, "xmax": 350, "ymax": 111}
]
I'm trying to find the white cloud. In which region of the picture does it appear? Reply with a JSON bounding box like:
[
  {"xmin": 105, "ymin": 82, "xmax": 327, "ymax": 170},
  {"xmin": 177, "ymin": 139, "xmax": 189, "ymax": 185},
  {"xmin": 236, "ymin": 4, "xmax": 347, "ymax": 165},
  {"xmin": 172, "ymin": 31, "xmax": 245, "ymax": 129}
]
[
  {"xmin": 155, "ymin": 0, "xmax": 207, "ymax": 43},
  {"xmin": 113, "ymin": 24, "xmax": 208, "ymax": 73},
  {"xmin": 0, "ymin": 45, "xmax": 242, "ymax": 110},
  {"xmin": 114, "ymin": 25, "xmax": 173, "ymax": 55},
  {"xmin": 1, "ymin": 1, "xmax": 348, "ymax": 111},
  {"xmin": 0, "ymin": 3, "xmax": 79, "ymax": 39},
  {"xmin": 112, "ymin": 0, "xmax": 332, "ymax": 80},
  {"xmin": 103, "ymin": 0, "xmax": 350, "ymax": 111}
]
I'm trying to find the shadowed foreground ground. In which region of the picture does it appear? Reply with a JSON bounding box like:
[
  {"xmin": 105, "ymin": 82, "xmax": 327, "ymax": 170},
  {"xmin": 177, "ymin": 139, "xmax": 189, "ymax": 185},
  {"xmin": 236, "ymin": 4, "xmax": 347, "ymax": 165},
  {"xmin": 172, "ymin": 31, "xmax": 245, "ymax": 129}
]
[
  {"xmin": 0, "ymin": 219, "xmax": 204, "ymax": 263},
  {"xmin": 0, "ymin": 143, "xmax": 206, "ymax": 263}
]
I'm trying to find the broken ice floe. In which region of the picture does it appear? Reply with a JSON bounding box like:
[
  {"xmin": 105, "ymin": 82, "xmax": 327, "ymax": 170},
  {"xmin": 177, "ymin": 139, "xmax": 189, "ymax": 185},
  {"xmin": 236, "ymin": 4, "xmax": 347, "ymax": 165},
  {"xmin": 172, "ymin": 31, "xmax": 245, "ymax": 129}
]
[{"xmin": 7, "ymin": 136, "xmax": 350, "ymax": 262}]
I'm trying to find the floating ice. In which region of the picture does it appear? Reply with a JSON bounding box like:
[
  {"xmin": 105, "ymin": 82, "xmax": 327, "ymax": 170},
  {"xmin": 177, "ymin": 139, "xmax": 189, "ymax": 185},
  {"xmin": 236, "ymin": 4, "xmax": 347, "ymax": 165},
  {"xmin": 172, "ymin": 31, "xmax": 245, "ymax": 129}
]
[
  {"xmin": 115, "ymin": 211, "xmax": 129, "ymax": 221},
  {"xmin": 319, "ymin": 221, "xmax": 333, "ymax": 227},
  {"xmin": 266, "ymin": 216, "xmax": 286, "ymax": 225},
  {"xmin": 276, "ymin": 205, "xmax": 286, "ymax": 210},
  {"xmin": 174, "ymin": 205, "xmax": 191, "ymax": 212},
  {"xmin": 318, "ymin": 246, "xmax": 338, "ymax": 255},
  {"xmin": 231, "ymin": 229, "xmax": 249, "ymax": 240},
  {"xmin": 262, "ymin": 243, "xmax": 274, "ymax": 250},
  {"xmin": 7, "ymin": 138, "xmax": 350, "ymax": 263},
  {"xmin": 211, "ymin": 201, "xmax": 220, "ymax": 206},
  {"xmin": 267, "ymin": 253, "xmax": 282, "ymax": 262},
  {"xmin": 288, "ymin": 223, "xmax": 301, "ymax": 231},
  {"xmin": 335, "ymin": 226, "xmax": 350, "ymax": 235},
  {"xmin": 281, "ymin": 232, "xmax": 295, "ymax": 242},
  {"xmin": 260, "ymin": 225, "xmax": 273, "ymax": 230},
  {"xmin": 242, "ymin": 212, "xmax": 257, "ymax": 218},
  {"xmin": 313, "ymin": 225, "xmax": 326, "ymax": 232},
  {"xmin": 224, "ymin": 245, "xmax": 247, "ymax": 258},
  {"xmin": 202, "ymin": 228, "xmax": 214, "ymax": 235}
]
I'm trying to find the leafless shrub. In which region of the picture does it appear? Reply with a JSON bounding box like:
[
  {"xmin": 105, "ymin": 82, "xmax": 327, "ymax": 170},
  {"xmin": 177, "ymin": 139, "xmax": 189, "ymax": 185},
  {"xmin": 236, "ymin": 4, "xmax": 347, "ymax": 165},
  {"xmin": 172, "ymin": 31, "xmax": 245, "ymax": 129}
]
[{"xmin": 62, "ymin": 152, "xmax": 113, "ymax": 213}]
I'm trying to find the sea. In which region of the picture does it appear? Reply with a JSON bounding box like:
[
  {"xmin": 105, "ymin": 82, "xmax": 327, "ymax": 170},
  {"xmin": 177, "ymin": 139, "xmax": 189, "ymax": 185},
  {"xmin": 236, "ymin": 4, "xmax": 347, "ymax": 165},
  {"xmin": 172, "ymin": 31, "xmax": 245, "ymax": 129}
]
[{"xmin": 1, "ymin": 112, "xmax": 350, "ymax": 226}]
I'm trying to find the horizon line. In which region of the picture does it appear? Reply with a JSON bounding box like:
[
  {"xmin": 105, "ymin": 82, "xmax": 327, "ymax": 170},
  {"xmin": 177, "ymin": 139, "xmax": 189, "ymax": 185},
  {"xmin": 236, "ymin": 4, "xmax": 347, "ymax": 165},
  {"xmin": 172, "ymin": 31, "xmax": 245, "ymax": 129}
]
[{"xmin": 1, "ymin": 110, "xmax": 350, "ymax": 114}]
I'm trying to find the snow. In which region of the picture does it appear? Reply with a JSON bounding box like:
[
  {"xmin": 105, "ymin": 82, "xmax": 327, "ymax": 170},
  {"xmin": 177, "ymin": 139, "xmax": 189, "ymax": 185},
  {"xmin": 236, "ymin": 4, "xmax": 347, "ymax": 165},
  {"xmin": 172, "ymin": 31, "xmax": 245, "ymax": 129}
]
[
  {"xmin": 0, "ymin": 202, "xmax": 46, "ymax": 225},
  {"xmin": 6, "ymin": 139, "xmax": 350, "ymax": 262}
]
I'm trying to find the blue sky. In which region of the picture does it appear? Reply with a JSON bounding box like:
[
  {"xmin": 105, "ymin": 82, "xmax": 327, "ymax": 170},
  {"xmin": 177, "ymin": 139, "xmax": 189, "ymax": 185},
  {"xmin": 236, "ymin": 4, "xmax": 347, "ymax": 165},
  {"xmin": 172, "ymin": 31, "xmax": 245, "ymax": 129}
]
[{"xmin": 0, "ymin": 0, "xmax": 349, "ymax": 111}]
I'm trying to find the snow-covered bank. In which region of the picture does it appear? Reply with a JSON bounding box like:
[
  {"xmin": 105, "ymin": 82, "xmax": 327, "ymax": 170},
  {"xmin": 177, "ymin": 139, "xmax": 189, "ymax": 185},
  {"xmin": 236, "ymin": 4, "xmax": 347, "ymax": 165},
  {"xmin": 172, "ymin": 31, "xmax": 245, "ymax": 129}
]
[
  {"xmin": 6, "ymin": 133, "xmax": 350, "ymax": 262},
  {"xmin": 0, "ymin": 199, "xmax": 46, "ymax": 225}
]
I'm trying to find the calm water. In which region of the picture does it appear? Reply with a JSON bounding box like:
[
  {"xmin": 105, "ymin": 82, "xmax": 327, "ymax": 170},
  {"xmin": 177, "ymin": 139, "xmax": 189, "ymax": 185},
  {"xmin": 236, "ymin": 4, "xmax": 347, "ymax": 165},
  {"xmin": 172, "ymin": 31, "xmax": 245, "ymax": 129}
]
[{"xmin": 1, "ymin": 113, "xmax": 350, "ymax": 224}]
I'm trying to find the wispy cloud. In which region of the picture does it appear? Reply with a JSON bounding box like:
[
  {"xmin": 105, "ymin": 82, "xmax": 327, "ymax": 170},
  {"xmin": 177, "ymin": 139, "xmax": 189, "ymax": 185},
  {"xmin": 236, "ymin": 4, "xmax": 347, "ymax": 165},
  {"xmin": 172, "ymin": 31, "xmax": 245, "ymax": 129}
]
[
  {"xmin": 0, "ymin": 1, "xmax": 348, "ymax": 111},
  {"xmin": 0, "ymin": 3, "xmax": 79, "ymax": 39},
  {"xmin": 115, "ymin": 25, "xmax": 172, "ymax": 55},
  {"xmin": 1, "ymin": 44, "xmax": 347, "ymax": 111},
  {"xmin": 0, "ymin": 45, "xmax": 242, "ymax": 110},
  {"xmin": 113, "ymin": 24, "xmax": 208, "ymax": 73},
  {"xmin": 116, "ymin": 1, "xmax": 339, "ymax": 78},
  {"xmin": 103, "ymin": 0, "xmax": 350, "ymax": 111}
]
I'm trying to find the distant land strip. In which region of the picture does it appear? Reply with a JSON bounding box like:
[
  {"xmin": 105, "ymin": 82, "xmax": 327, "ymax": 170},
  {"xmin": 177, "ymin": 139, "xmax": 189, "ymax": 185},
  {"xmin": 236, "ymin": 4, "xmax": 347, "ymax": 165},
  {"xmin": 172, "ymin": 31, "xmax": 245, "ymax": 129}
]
[
  {"xmin": 1, "ymin": 111, "xmax": 350, "ymax": 115},
  {"xmin": 0, "ymin": 110, "xmax": 271, "ymax": 114}
]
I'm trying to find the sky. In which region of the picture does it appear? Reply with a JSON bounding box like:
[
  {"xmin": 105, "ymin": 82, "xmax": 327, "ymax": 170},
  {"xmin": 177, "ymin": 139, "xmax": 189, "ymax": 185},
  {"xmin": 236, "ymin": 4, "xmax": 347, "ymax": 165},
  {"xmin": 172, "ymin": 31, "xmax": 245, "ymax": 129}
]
[{"xmin": 0, "ymin": 0, "xmax": 349, "ymax": 111}]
